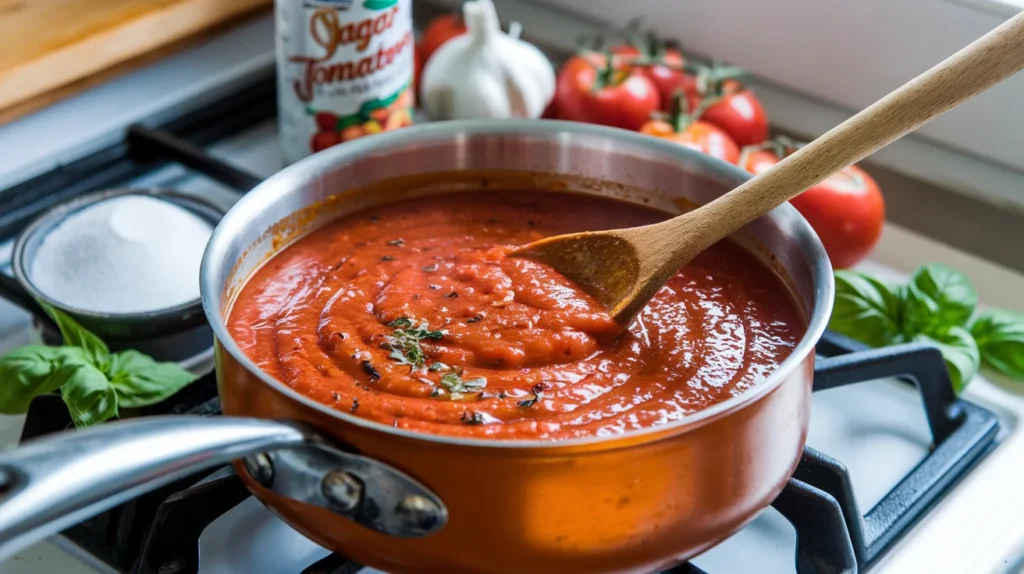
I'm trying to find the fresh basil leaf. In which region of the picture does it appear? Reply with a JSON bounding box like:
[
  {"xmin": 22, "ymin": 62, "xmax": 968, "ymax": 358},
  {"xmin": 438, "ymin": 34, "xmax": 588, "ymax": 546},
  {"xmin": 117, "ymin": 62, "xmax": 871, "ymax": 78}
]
[
  {"xmin": 59, "ymin": 362, "xmax": 118, "ymax": 427},
  {"xmin": 900, "ymin": 282, "xmax": 940, "ymax": 335},
  {"xmin": 914, "ymin": 325, "xmax": 980, "ymax": 393},
  {"xmin": 106, "ymin": 350, "xmax": 197, "ymax": 408},
  {"xmin": 0, "ymin": 346, "xmax": 88, "ymax": 414},
  {"xmin": 970, "ymin": 309, "xmax": 1024, "ymax": 381},
  {"xmin": 903, "ymin": 264, "xmax": 977, "ymax": 334},
  {"xmin": 36, "ymin": 300, "xmax": 109, "ymax": 364},
  {"xmin": 828, "ymin": 270, "xmax": 903, "ymax": 347}
]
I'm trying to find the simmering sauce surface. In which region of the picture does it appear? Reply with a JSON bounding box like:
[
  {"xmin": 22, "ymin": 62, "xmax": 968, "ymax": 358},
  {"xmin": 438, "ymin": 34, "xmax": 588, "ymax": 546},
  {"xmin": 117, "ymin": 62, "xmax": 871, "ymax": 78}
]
[{"xmin": 228, "ymin": 192, "xmax": 804, "ymax": 440}]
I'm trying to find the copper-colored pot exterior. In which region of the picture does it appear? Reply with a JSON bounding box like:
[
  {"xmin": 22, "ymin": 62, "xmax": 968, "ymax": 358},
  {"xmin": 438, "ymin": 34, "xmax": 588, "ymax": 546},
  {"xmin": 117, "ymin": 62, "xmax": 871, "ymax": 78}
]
[
  {"xmin": 202, "ymin": 121, "xmax": 834, "ymax": 574},
  {"xmin": 220, "ymin": 345, "xmax": 813, "ymax": 573}
]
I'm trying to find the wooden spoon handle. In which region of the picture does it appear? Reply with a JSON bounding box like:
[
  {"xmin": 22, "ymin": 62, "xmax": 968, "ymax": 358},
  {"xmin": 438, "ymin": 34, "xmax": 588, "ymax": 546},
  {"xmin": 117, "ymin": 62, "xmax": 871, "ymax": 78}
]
[{"xmin": 670, "ymin": 10, "xmax": 1024, "ymax": 252}]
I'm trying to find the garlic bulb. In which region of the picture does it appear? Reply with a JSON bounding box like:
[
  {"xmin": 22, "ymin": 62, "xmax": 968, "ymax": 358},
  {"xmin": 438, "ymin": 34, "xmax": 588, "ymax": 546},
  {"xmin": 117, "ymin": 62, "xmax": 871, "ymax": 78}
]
[{"xmin": 421, "ymin": 0, "xmax": 555, "ymax": 120}]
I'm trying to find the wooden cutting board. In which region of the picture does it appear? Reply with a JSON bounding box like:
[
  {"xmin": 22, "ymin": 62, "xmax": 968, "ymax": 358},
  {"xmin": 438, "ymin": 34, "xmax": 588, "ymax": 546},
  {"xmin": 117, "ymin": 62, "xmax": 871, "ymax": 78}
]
[{"xmin": 0, "ymin": 0, "xmax": 271, "ymax": 119}]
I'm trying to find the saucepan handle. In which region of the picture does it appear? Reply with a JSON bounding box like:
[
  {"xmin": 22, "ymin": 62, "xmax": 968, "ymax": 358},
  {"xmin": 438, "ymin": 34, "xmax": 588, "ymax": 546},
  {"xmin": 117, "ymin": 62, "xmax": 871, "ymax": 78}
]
[{"xmin": 0, "ymin": 416, "xmax": 447, "ymax": 562}]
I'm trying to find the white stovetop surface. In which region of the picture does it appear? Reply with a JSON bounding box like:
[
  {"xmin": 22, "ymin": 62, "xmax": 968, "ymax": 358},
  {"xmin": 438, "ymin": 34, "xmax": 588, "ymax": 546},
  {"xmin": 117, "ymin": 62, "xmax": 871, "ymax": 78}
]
[{"xmin": 2, "ymin": 12, "xmax": 1024, "ymax": 574}]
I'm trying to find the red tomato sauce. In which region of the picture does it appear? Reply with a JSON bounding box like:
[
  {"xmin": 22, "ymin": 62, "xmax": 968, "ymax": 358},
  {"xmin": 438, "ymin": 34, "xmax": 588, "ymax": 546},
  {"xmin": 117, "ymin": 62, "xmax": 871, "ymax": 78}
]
[{"xmin": 228, "ymin": 192, "xmax": 804, "ymax": 440}]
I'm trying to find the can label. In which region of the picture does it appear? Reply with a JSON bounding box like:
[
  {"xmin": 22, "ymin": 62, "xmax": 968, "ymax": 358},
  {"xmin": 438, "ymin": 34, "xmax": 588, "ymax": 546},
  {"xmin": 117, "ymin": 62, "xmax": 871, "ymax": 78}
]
[{"xmin": 276, "ymin": 0, "xmax": 414, "ymax": 164}]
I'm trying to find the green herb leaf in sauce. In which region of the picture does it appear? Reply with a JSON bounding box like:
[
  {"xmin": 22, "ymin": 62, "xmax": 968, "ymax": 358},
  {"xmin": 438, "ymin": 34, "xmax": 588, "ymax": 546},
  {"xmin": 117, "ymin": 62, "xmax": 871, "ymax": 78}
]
[
  {"xmin": 384, "ymin": 317, "xmax": 446, "ymax": 371},
  {"xmin": 439, "ymin": 367, "xmax": 487, "ymax": 394}
]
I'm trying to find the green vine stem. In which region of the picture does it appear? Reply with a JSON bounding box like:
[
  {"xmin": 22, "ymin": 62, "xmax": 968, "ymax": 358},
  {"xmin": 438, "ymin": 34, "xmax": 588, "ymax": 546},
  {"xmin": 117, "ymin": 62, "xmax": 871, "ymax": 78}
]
[
  {"xmin": 665, "ymin": 92, "xmax": 695, "ymax": 133},
  {"xmin": 592, "ymin": 50, "xmax": 618, "ymax": 91}
]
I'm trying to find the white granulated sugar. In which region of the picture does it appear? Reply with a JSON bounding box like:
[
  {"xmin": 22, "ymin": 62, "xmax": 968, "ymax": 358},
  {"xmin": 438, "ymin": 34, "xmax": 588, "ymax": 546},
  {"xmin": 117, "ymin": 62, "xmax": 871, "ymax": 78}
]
[{"xmin": 30, "ymin": 195, "xmax": 214, "ymax": 314}]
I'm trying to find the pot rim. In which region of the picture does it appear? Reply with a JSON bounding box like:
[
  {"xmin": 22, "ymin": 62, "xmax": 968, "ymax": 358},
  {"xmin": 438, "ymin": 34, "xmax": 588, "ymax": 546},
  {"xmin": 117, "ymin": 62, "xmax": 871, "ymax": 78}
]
[{"xmin": 201, "ymin": 119, "xmax": 834, "ymax": 451}]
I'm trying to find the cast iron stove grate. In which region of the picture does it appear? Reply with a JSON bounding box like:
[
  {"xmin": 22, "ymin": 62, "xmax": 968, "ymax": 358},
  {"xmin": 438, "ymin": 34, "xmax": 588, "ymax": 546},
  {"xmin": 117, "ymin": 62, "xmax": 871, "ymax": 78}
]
[{"xmin": 1, "ymin": 74, "xmax": 1000, "ymax": 574}]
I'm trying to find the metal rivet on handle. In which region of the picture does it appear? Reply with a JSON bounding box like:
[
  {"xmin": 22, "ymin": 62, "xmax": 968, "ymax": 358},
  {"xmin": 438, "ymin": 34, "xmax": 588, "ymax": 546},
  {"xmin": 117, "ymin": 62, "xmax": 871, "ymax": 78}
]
[
  {"xmin": 243, "ymin": 453, "xmax": 274, "ymax": 486},
  {"xmin": 395, "ymin": 494, "xmax": 444, "ymax": 535},
  {"xmin": 321, "ymin": 471, "xmax": 363, "ymax": 512}
]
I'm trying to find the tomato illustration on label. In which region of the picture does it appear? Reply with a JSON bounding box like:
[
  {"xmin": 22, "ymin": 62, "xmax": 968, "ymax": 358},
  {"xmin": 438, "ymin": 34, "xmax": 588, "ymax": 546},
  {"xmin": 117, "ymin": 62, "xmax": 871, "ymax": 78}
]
[{"xmin": 306, "ymin": 84, "xmax": 414, "ymax": 152}]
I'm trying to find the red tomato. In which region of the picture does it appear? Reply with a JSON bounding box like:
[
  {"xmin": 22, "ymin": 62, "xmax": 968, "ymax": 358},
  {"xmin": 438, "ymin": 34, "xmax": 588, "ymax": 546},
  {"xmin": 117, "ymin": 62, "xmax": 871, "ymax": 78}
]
[
  {"xmin": 311, "ymin": 131, "xmax": 340, "ymax": 152},
  {"xmin": 611, "ymin": 44, "xmax": 689, "ymax": 107},
  {"xmin": 738, "ymin": 148, "xmax": 780, "ymax": 174},
  {"xmin": 741, "ymin": 146, "xmax": 885, "ymax": 268},
  {"xmin": 640, "ymin": 118, "xmax": 740, "ymax": 164},
  {"xmin": 691, "ymin": 77, "xmax": 768, "ymax": 147},
  {"xmin": 701, "ymin": 86, "xmax": 768, "ymax": 147},
  {"xmin": 315, "ymin": 112, "xmax": 338, "ymax": 131},
  {"xmin": 420, "ymin": 14, "xmax": 466, "ymax": 64},
  {"xmin": 541, "ymin": 98, "xmax": 558, "ymax": 119},
  {"xmin": 554, "ymin": 55, "xmax": 660, "ymax": 131}
]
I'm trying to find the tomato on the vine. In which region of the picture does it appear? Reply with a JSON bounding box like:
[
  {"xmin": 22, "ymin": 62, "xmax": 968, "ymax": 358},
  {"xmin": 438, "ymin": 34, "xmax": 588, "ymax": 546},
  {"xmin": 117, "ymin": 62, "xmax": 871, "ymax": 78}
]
[
  {"xmin": 554, "ymin": 54, "xmax": 660, "ymax": 131},
  {"xmin": 610, "ymin": 43, "xmax": 690, "ymax": 108},
  {"xmin": 739, "ymin": 139, "xmax": 885, "ymax": 268},
  {"xmin": 739, "ymin": 147, "xmax": 780, "ymax": 175},
  {"xmin": 639, "ymin": 94, "xmax": 739, "ymax": 164},
  {"xmin": 700, "ymin": 79, "xmax": 768, "ymax": 147},
  {"xmin": 679, "ymin": 65, "xmax": 768, "ymax": 147},
  {"xmin": 419, "ymin": 13, "xmax": 466, "ymax": 64}
]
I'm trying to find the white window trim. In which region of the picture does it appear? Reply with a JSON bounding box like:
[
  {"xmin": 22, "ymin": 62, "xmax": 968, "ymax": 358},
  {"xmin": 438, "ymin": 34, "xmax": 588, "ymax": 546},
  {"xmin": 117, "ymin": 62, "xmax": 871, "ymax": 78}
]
[
  {"xmin": 426, "ymin": 0, "xmax": 1024, "ymax": 214},
  {"xmin": 953, "ymin": 0, "xmax": 1024, "ymax": 18}
]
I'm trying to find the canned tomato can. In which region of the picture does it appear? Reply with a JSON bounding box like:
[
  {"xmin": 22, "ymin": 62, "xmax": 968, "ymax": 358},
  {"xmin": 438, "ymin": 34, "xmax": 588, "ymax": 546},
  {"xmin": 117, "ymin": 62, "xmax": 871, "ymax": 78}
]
[{"xmin": 275, "ymin": 0, "xmax": 415, "ymax": 164}]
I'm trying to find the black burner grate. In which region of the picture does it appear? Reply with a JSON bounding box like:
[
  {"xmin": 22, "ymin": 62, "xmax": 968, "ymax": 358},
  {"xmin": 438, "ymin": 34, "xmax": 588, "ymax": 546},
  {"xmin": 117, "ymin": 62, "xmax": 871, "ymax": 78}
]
[{"xmin": 1, "ymin": 73, "xmax": 1000, "ymax": 574}]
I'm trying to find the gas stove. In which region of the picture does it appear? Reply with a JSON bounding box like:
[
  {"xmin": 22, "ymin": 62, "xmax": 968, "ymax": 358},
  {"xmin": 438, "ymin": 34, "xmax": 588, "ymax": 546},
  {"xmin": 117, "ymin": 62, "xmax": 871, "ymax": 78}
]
[{"xmin": 1, "ymin": 69, "xmax": 1023, "ymax": 574}]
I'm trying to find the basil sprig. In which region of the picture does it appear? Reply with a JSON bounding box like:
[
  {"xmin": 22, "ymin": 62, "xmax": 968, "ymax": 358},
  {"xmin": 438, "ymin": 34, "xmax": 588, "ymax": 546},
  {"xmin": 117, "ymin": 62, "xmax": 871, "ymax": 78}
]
[
  {"xmin": 970, "ymin": 309, "xmax": 1024, "ymax": 380},
  {"xmin": 0, "ymin": 302, "xmax": 196, "ymax": 426},
  {"xmin": 829, "ymin": 264, "xmax": 1024, "ymax": 392}
]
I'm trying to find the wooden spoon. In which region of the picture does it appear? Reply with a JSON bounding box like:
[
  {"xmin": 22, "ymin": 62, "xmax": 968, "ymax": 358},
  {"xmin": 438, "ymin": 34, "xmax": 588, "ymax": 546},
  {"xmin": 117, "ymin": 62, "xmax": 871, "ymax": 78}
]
[{"xmin": 512, "ymin": 11, "xmax": 1024, "ymax": 328}]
